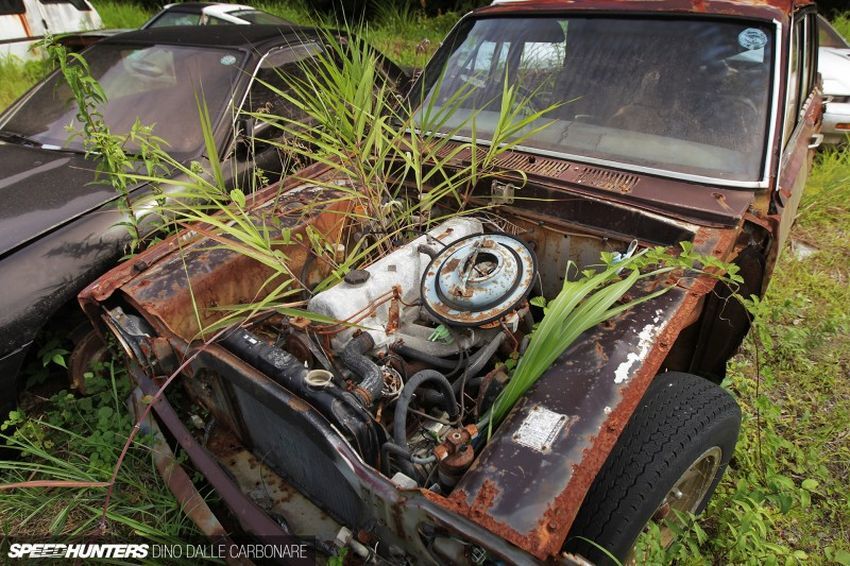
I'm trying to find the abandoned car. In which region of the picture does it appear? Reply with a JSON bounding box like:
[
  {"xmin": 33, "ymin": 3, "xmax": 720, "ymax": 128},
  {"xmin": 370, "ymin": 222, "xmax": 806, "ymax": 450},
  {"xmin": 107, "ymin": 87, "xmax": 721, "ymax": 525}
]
[
  {"xmin": 79, "ymin": 0, "xmax": 822, "ymax": 563},
  {"xmin": 0, "ymin": 24, "xmax": 402, "ymax": 425},
  {"xmin": 59, "ymin": 2, "xmax": 294, "ymax": 51}
]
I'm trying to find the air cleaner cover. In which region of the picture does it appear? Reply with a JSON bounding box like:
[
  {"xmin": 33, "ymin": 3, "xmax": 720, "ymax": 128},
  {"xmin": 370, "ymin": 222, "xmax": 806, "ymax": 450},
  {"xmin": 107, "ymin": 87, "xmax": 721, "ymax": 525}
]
[{"xmin": 421, "ymin": 233, "xmax": 536, "ymax": 326}]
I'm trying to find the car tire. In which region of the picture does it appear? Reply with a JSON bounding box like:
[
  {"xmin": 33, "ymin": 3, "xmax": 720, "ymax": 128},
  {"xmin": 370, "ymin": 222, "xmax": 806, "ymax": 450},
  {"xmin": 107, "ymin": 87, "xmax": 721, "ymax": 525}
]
[{"xmin": 563, "ymin": 372, "xmax": 741, "ymax": 565}]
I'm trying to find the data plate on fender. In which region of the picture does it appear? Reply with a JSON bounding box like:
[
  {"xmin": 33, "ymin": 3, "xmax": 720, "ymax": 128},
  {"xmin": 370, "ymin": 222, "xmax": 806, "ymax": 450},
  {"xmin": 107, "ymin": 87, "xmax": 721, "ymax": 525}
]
[{"xmin": 513, "ymin": 406, "xmax": 569, "ymax": 453}]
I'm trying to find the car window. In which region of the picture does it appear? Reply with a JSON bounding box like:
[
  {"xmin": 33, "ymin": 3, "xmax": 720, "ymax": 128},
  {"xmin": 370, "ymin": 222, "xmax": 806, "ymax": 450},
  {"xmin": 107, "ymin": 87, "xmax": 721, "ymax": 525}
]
[
  {"xmin": 818, "ymin": 15, "xmax": 850, "ymax": 49},
  {"xmin": 783, "ymin": 19, "xmax": 803, "ymax": 145},
  {"xmin": 1, "ymin": 43, "xmax": 243, "ymax": 158},
  {"xmin": 415, "ymin": 17, "xmax": 775, "ymax": 183},
  {"xmin": 147, "ymin": 11, "xmax": 202, "ymax": 28},
  {"xmin": 245, "ymin": 43, "xmax": 322, "ymax": 122},
  {"xmin": 228, "ymin": 9, "xmax": 288, "ymax": 25},
  {"xmin": 207, "ymin": 16, "xmax": 230, "ymax": 25}
]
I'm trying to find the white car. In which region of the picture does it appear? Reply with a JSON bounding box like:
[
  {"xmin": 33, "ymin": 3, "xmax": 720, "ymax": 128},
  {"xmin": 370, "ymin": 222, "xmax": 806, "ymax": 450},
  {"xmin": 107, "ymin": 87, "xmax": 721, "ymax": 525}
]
[
  {"xmin": 818, "ymin": 15, "xmax": 850, "ymax": 144},
  {"xmin": 0, "ymin": 0, "xmax": 102, "ymax": 60},
  {"xmin": 143, "ymin": 2, "xmax": 290, "ymax": 28}
]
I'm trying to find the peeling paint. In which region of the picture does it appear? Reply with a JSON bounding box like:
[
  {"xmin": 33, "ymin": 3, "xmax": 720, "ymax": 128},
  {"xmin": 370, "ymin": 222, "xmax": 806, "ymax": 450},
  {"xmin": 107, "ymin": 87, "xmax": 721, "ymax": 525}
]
[{"xmin": 613, "ymin": 310, "xmax": 665, "ymax": 384}]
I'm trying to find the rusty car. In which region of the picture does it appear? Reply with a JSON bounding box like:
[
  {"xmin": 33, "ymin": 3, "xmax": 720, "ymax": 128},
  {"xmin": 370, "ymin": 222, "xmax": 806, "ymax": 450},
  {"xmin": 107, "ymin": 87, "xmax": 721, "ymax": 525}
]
[{"xmin": 79, "ymin": 0, "xmax": 822, "ymax": 563}]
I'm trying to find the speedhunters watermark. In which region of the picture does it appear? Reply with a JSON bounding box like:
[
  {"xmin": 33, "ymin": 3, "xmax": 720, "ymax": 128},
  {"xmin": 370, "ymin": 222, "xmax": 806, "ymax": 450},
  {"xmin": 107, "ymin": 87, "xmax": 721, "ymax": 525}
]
[{"xmin": 4, "ymin": 539, "xmax": 315, "ymax": 563}]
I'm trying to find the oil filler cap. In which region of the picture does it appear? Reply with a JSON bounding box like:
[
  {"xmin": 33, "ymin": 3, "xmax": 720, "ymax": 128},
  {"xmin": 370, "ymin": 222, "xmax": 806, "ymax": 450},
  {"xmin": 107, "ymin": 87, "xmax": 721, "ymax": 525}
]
[{"xmin": 421, "ymin": 233, "xmax": 536, "ymax": 327}]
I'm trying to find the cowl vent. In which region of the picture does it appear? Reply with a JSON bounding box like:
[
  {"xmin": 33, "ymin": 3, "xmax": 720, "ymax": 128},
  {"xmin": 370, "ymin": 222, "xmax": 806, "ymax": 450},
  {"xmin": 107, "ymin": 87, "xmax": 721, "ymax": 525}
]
[{"xmin": 574, "ymin": 166, "xmax": 640, "ymax": 193}]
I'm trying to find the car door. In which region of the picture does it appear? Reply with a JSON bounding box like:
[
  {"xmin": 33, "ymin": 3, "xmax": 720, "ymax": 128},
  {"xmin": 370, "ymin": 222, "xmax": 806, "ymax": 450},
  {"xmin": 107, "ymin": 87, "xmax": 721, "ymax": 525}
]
[
  {"xmin": 227, "ymin": 42, "xmax": 323, "ymax": 191},
  {"xmin": 774, "ymin": 8, "xmax": 821, "ymax": 254}
]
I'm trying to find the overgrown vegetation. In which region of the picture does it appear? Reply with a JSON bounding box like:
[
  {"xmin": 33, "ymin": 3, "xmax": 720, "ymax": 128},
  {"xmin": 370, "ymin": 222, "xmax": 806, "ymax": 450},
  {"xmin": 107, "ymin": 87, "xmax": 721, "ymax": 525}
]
[
  {"xmin": 91, "ymin": 0, "xmax": 455, "ymax": 68},
  {"xmin": 0, "ymin": 3, "xmax": 848, "ymax": 564},
  {"xmin": 1, "ymin": 360, "xmax": 201, "ymax": 544}
]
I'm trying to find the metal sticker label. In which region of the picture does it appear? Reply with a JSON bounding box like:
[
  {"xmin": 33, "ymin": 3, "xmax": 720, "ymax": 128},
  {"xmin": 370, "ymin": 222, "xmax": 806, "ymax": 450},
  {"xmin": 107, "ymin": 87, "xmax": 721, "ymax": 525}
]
[{"xmin": 513, "ymin": 406, "xmax": 570, "ymax": 453}]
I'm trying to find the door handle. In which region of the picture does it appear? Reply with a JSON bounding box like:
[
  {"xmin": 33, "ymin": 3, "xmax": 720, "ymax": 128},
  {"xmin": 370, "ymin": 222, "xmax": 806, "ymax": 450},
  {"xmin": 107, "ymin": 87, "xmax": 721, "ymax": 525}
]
[{"xmin": 808, "ymin": 133, "xmax": 824, "ymax": 149}]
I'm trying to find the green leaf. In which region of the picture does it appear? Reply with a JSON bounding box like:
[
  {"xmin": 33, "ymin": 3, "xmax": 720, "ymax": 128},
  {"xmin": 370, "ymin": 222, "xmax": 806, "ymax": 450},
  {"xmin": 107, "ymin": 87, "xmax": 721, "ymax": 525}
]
[
  {"xmin": 230, "ymin": 188, "xmax": 246, "ymax": 208},
  {"xmin": 801, "ymin": 478, "xmax": 819, "ymax": 491}
]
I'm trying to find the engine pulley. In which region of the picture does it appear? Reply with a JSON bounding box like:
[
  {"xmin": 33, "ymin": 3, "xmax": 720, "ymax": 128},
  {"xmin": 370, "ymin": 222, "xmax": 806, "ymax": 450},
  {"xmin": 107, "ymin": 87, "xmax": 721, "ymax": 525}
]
[{"xmin": 421, "ymin": 233, "xmax": 536, "ymax": 327}]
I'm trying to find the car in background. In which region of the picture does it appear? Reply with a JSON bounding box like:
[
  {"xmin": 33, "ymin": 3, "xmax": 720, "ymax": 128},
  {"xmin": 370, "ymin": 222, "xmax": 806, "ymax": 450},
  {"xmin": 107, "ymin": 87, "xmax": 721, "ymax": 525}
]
[
  {"xmin": 143, "ymin": 2, "xmax": 291, "ymax": 28},
  {"xmin": 0, "ymin": 0, "xmax": 102, "ymax": 60},
  {"xmin": 0, "ymin": 24, "xmax": 404, "ymax": 426},
  {"xmin": 58, "ymin": 3, "xmax": 291, "ymax": 52},
  {"xmin": 818, "ymin": 14, "xmax": 850, "ymax": 143}
]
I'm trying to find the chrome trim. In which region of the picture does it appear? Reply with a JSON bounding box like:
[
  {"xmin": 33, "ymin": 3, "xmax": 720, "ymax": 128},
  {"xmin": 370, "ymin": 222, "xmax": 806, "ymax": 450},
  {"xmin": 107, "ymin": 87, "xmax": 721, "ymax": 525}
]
[
  {"xmin": 765, "ymin": 18, "xmax": 782, "ymax": 191},
  {"xmin": 231, "ymin": 47, "xmax": 278, "ymax": 136}
]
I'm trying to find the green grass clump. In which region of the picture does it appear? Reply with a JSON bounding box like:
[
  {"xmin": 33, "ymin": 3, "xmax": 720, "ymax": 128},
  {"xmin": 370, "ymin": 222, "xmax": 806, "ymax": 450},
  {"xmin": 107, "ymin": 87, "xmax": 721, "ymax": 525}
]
[
  {"xmin": 831, "ymin": 11, "xmax": 850, "ymax": 41},
  {"xmin": 91, "ymin": 0, "xmax": 150, "ymax": 28}
]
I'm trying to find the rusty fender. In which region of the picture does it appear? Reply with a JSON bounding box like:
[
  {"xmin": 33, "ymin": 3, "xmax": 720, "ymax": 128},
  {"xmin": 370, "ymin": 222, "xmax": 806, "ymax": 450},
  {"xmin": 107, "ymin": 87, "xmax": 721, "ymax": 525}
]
[{"xmin": 441, "ymin": 225, "xmax": 740, "ymax": 560}]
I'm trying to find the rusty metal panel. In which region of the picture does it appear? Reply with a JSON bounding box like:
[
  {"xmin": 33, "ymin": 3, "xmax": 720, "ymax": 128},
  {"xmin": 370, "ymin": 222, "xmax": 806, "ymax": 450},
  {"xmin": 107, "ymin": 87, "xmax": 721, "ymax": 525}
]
[{"xmin": 444, "ymin": 226, "xmax": 739, "ymax": 559}]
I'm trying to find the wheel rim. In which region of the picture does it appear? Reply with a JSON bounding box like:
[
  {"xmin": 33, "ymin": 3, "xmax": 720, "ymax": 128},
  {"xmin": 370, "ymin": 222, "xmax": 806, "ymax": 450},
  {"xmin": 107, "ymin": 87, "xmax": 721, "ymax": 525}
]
[{"xmin": 626, "ymin": 446, "xmax": 722, "ymax": 564}]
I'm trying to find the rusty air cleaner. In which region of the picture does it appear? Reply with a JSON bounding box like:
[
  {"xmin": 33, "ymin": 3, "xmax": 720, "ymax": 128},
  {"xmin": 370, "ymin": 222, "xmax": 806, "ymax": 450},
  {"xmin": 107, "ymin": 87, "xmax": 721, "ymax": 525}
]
[{"xmin": 421, "ymin": 233, "xmax": 536, "ymax": 327}]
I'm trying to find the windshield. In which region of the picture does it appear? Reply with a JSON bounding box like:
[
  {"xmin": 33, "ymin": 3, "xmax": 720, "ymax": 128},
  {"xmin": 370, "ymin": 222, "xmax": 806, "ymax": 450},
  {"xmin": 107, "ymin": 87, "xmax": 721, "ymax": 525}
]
[
  {"xmin": 1, "ymin": 43, "xmax": 243, "ymax": 158},
  {"xmin": 414, "ymin": 17, "xmax": 775, "ymax": 183}
]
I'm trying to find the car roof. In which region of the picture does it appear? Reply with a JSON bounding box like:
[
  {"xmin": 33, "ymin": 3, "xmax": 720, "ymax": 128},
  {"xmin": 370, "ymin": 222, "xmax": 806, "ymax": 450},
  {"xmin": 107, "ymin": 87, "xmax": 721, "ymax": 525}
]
[
  {"xmin": 479, "ymin": 0, "xmax": 815, "ymax": 23},
  {"xmin": 161, "ymin": 2, "xmax": 255, "ymax": 14},
  {"xmin": 160, "ymin": 2, "xmax": 222, "ymax": 12},
  {"xmin": 100, "ymin": 23, "xmax": 322, "ymax": 51}
]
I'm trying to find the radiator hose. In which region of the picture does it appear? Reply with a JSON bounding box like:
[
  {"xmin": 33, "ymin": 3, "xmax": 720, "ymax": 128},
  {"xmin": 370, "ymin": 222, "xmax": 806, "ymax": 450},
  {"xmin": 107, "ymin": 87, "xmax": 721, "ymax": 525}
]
[{"xmin": 340, "ymin": 333, "xmax": 384, "ymax": 407}]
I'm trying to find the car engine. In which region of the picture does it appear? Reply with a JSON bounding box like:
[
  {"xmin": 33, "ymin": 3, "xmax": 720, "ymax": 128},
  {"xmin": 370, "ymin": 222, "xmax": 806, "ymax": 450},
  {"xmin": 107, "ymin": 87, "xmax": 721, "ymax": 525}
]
[{"xmin": 220, "ymin": 217, "xmax": 538, "ymax": 491}]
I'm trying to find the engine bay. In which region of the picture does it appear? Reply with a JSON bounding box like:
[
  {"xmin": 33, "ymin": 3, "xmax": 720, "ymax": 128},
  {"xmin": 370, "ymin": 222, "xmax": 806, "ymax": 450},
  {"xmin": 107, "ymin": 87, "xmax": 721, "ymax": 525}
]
[{"xmin": 217, "ymin": 214, "xmax": 631, "ymax": 493}]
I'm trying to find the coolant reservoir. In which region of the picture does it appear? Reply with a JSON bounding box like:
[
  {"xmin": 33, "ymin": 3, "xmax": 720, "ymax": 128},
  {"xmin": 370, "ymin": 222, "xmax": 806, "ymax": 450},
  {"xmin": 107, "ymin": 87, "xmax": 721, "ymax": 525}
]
[{"xmin": 307, "ymin": 218, "xmax": 483, "ymax": 349}]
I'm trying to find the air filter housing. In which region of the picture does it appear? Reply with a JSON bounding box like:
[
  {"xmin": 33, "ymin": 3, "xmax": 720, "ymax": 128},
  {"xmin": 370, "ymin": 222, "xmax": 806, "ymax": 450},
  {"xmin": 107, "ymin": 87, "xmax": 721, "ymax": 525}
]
[{"xmin": 421, "ymin": 233, "xmax": 536, "ymax": 327}]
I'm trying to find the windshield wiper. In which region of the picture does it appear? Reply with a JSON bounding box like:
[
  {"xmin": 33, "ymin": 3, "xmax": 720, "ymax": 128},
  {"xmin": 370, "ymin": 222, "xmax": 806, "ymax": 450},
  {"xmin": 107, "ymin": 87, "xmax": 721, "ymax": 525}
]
[
  {"xmin": 0, "ymin": 130, "xmax": 81, "ymax": 153},
  {"xmin": 0, "ymin": 130, "xmax": 45, "ymax": 147}
]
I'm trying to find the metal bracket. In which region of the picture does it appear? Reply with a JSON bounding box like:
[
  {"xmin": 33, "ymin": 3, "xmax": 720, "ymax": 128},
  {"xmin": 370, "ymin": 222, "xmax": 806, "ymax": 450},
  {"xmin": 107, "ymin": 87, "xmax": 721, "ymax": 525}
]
[{"xmin": 490, "ymin": 180, "xmax": 516, "ymax": 205}]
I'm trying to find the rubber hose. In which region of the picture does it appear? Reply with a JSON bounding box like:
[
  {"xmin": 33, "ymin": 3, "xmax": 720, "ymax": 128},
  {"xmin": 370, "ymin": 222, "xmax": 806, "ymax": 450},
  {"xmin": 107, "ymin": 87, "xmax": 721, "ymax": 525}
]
[
  {"xmin": 419, "ymin": 332, "xmax": 506, "ymax": 406},
  {"xmin": 393, "ymin": 344, "xmax": 457, "ymax": 370},
  {"xmin": 463, "ymin": 332, "xmax": 506, "ymax": 384},
  {"xmin": 393, "ymin": 370, "xmax": 459, "ymax": 451},
  {"xmin": 340, "ymin": 333, "xmax": 383, "ymax": 406}
]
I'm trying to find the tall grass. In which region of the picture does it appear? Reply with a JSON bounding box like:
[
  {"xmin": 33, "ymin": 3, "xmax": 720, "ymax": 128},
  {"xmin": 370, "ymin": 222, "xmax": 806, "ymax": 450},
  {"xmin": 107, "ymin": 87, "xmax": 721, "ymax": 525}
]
[
  {"xmin": 91, "ymin": 1, "xmax": 150, "ymax": 28},
  {"xmin": 831, "ymin": 11, "xmax": 850, "ymax": 40}
]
